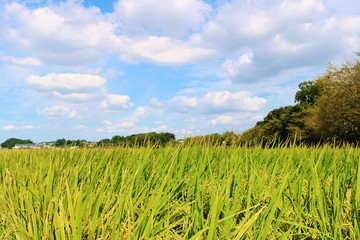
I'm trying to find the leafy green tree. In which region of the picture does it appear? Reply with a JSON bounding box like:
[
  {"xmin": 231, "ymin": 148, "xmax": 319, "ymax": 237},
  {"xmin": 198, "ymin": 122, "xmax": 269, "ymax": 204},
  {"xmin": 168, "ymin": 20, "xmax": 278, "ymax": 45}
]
[
  {"xmin": 111, "ymin": 135, "xmax": 126, "ymax": 146},
  {"xmin": 54, "ymin": 138, "xmax": 66, "ymax": 147},
  {"xmin": 98, "ymin": 138, "xmax": 111, "ymax": 147},
  {"xmin": 306, "ymin": 59, "xmax": 360, "ymax": 143},
  {"xmin": 241, "ymin": 105, "xmax": 307, "ymax": 145},
  {"xmin": 157, "ymin": 132, "xmax": 176, "ymax": 145},
  {"xmin": 295, "ymin": 80, "xmax": 323, "ymax": 107},
  {"xmin": 1, "ymin": 138, "xmax": 33, "ymax": 149}
]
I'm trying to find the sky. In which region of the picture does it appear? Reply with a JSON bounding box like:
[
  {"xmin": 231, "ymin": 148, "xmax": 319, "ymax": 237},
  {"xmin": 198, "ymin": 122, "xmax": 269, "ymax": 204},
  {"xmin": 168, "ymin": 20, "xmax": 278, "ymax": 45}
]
[{"xmin": 0, "ymin": 0, "xmax": 359, "ymax": 143}]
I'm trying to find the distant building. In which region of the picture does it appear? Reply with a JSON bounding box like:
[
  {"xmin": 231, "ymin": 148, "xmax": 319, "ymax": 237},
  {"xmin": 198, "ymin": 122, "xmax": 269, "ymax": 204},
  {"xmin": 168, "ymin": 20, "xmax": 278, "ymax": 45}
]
[
  {"xmin": 37, "ymin": 142, "xmax": 53, "ymax": 148},
  {"xmin": 13, "ymin": 143, "xmax": 38, "ymax": 149},
  {"xmin": 85, "ymin": 142, "xmax": 97, "ymax": 147}
]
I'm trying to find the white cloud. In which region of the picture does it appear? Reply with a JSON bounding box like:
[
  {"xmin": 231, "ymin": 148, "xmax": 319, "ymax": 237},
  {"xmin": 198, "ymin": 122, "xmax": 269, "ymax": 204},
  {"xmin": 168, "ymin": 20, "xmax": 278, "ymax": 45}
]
[
  {"xmin": 37, "ymin": 105, "xmax": 79, "ymax": 119},
  {"xmin": 73, "ymin": 125, "xmax": 88, "ymax": 130},
  {"xmin": 21, "ymin": 125, "xmax": 39, "ymax": 130},
  {"xmin": 174, "ymin": 129, "xmax": 193, "ymax": 137},
  {"xmin": 99, "ymin": 120, "xmax": 135, "ymax": 133},
  {"xmin": 119, "ymin": 36, "xmax": 214, "ymax": 65},
  {"xmin": 340, "ymin": 16, "xmax": 360, "ymax": 32},
  {"xmin": 27, "ymin": 73, "xmax": 106, "ymax": 91},
  {"xmin": 1, "ymin": 124, "xmax": 40, "ymax": 131},
  {"xmin": 27, "ymin": 73, "xmax": 107, "ymax": 102},
  {"xmin": 153, "ymin": 125, "xmax": 168, "ymax": 132},
  {"xmin": 132, "ymin": 106, "xmax": 152, "ymax": 120},
  {"xmin": 221, "ymin": 52, "xmax": 255, "ymax": 81},
  {"xmin": 280, "ymin": 0, "xmax": 327, "ymax": 19},
  {"xmin": 197, "ymin": 0, "xmax": 359, "ymax": 82},
  {"xmin": 1, "ymin": 125, "xmax": 17, "ymax": 131},
  {"xmin": 52, "ymin": 91, "xmax": 95, "ymax": 101},
  {"xmin": 152, "ymin": 91, "xmax": 267, "ymax": 114},
  {"xmin": 2, "ymin": 2, "xmax": 118, "ymax": 65},
  {"xmin": 114, "ymin": 0, "xmax": 211, "ymax": 37},
  {"xmin": 210, "ymin": 113, "xmax": 261, "ymax": 126},
  {"xmin": 2, "ymin": 2, "xmax": 214, "ymax": 66},
  {"xmin": 98, "ymin": 94, "xmax": 133, "ymax": 111},
  {"xmin": 0, "ymin": 52, "xmax": 42, "ymax": 66},
  {"xmin": 2, "ymin": 0, "xmax": 358, "ymax": 71},
  {"xmin": 211, "ymin": 115, "xmax": 235, "ymax": 126}
]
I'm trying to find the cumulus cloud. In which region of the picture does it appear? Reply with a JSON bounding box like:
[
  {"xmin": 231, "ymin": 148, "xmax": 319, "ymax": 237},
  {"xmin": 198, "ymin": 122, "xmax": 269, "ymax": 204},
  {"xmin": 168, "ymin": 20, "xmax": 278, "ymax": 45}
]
[
  {"xmin": 152, "ymin": 125, "xmax": 168, "ymax": 132},
  {"xmin": 221, "ymin": 52, "xmax": 255, "ymax": 81},
  {"xmin": 210, "ymin": 112, "xmax": 262, "ymax": 126},
  {"xmin": 119, "ymin": 36, "xmax": 214, "ymax": 64},
  {"xmin": 280, "ymin": 0, "xmax": 327, "ymax": 19},
  {"xmin": 1, "ymin": 1, "xmax": 214, "ymax": 66},
  {"xmin": 196, "ymin": 0, "xmax": 359, "ymax": 82},
  {"xmin": 1, "ymin": 125, "xmax": 18, "ymax": 131},
  {"xmin": 2, "ymin": 0, "xmax": 358, "ymax": 70},
  {"xmin": 27, "ymin": 73, "xmax": 106, "ymax": 101},
  {"xmin": 211, "ymin": 115, "xmax": 236, "ymax": 126},
  {"xmin": 174, "ymin": 129, "xmax": 193, "ymax": 137},
  {"xmin": 52, "ymin": 91, "xmax": 95, "ymax": 101},
  {"xmin": 21, "ymin": 125, "xmax": 39, "ymax": 130},
  {"xmin": 2, "ymin": 2, "xmax": 118, "ymax": 65},
  {"xmin": 152, "ymin": 91, "xmax": 267, "ymax": 114},
  {"xmin": 73, "ymin": 125, "xmax": 88, "ymax": 130},
  {"xmin": 98, "ymin": 120, "xmax": 135, "ymax": 133},
  {"xmin": 98, "ymin": 94, "xmax": 134, "ymax": 111},
  {"xmin": 37, "ymin": 105, "xmax": 79, "ymax": 119},
  {"xmin": 0, "ymin": 52, "xmax": 42, "ymax": 66},
  {"xmin": 114, "ymin": 0, "xmax": 211, "ymax": 37},
  {"xmin": 201, "ymin": 0, "xmax": 329, "ymax": 48},
  {"xmin": 132, "ymin": 106, "xmax": 153, "ymax": 120},
  {"xmin": 1, "ymin": 124, "xmax": 40, "ymax": 131},
  {"xmin": 27, "ymin": 73, "xmax": 106, "ymax": 91}
]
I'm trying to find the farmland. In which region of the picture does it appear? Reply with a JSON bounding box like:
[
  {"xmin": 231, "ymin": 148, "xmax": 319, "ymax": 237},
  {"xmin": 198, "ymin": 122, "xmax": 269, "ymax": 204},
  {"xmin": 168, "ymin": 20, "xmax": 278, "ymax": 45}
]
[{"xmin": 0, "ymin": 145, "xmax": 359, "ymax": 239}]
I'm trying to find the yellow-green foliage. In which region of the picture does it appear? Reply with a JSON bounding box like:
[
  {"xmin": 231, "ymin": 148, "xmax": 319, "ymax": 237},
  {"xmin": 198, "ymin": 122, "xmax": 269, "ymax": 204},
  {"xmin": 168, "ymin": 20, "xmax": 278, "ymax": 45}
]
[{"xmin": 0, "ymin": 146, "xmax": 359, "ymax": 239}]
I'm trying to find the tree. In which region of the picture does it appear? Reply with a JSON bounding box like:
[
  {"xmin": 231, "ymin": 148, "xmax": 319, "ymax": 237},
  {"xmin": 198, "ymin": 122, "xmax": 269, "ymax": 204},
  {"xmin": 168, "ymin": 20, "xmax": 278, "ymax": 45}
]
[
  {"xmin": 306, "ymin": 59, "xmax": 360, "ymax": 143},
  {"xmin": 295, "ymin": 80, "xmax": 323, "ymax": 107},
  {"xmin": 54, "ymin": 138, "xmax": 66, "ymax": 147},
  {"xmin": 111, "ymin": 135, "xmax": 126, "ymax": 146},
  {"xmin": 98, "ymin": 132, "xmax": 176, "ymax": 147},
  {"xmin": 241, "ymin": 105, "xmax": 307, "ymax": 145},
  {"xmin": 98, "ymin": 138, "xmax": 111, "ymax": 147},
  {"xmin": 1, "ymin": 138, "xmax": 33, "ymax": 149}
]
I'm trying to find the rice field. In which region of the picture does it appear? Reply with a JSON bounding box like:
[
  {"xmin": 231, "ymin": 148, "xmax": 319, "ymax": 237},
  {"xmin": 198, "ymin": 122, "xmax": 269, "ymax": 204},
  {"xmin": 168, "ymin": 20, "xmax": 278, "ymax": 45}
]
[{"xmin": 0, "ymin": 145, "xmax": 359, "ymax": 239}]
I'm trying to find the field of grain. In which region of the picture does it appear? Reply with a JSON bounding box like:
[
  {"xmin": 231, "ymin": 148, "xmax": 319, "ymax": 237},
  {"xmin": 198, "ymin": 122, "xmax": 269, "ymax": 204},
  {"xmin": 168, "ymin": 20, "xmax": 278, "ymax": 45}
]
[{"xmin": 0, "ymin": 145, "xmax": 359, "ymax": 239}]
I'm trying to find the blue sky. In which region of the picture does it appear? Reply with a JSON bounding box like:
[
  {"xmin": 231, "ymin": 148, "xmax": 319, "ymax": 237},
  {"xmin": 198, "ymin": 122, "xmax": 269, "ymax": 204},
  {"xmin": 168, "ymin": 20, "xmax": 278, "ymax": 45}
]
[{"xmin": 0, "ymin": 0, "xmax": 359, "ymax": 142}]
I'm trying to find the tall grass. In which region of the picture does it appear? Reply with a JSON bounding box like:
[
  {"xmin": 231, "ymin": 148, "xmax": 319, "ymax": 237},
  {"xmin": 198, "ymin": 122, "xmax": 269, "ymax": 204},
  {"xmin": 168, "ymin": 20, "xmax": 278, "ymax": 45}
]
[{"xmin": 0, "ymin": 145, "xmax": 359, "ymax": 239}]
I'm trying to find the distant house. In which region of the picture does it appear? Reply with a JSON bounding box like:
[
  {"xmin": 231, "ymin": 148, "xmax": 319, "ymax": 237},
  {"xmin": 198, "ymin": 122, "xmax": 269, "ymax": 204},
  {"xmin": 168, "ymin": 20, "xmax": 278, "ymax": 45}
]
[
  {"xmin": 13, "ymin": 143, "xmax": 38, "ymax": 149},
  {"xmin": 37, "ymin": 142, "xmax": 53, "ymax": 148},
  {"xmin": 85, "ymin": 142, "xmax": 97, "ymax": 147}
]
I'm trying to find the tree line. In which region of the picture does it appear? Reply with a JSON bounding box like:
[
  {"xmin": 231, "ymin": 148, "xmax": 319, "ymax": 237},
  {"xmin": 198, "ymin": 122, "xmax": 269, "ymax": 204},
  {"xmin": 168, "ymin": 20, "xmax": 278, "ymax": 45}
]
[
  {"xmin": 98, "ymin": 132, "xmax": 176, "ymax": 147},
  {"xmin": 0, "ymin": 133, "xmax": 176, "ymax": 149}
]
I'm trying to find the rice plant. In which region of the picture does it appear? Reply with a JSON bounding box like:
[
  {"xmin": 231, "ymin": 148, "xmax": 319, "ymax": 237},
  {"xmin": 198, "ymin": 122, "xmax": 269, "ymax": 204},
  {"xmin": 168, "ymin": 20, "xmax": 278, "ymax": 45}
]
[{"xmin": 0, "ymin": 145, "xmax": 359, "ymax": 239}]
